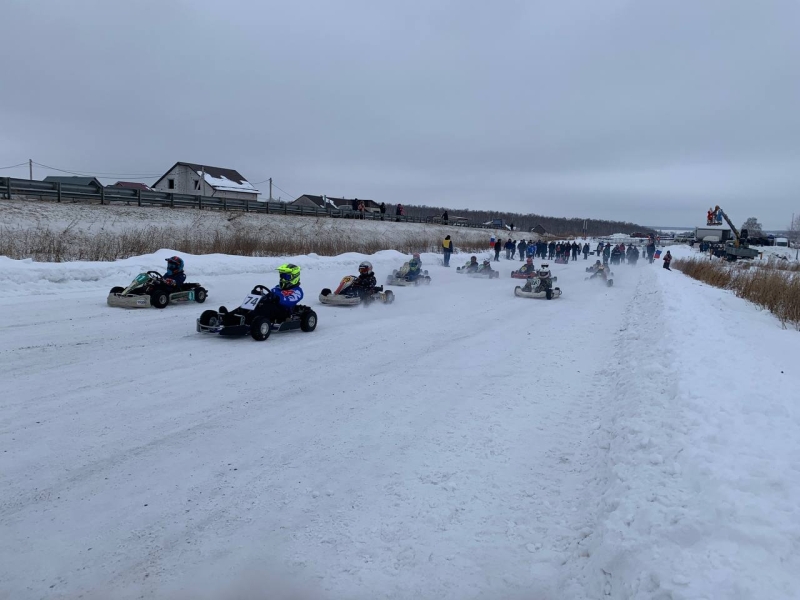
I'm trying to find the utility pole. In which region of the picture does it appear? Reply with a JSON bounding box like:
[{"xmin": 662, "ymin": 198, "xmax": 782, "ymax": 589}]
[
  {"xmin": 29, "ymin": 159, "xmax": 32, "ymax": 180},
  {"xmin": 269, "ymin": 178, "xmax": 273, "ymax": 202}
]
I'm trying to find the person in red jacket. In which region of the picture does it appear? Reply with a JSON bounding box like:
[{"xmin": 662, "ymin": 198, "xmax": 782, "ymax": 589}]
[{"xmin": 662, "ymin": 250, "xmax": 672, "ymax": 271}]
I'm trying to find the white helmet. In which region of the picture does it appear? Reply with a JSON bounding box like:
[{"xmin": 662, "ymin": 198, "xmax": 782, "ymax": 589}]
[{"xmin": 358, "ymin": 261, "xmax": 372, "ymax": 274}]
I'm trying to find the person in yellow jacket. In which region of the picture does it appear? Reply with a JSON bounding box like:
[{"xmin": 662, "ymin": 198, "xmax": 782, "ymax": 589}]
[{"xmin": 442, "ymin": 235, "xmax": 453, "ymax": 267}]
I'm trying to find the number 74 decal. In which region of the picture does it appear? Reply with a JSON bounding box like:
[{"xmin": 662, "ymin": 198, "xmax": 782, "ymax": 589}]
[{"xmin": 239, "ymin": 294, "xmax": 262, "ymax": 309}]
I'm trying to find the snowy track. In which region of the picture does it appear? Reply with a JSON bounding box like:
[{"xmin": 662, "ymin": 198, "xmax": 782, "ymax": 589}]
[{"xmin": 1, "ymin": 250, "xmax": 799, "ymax": 599}]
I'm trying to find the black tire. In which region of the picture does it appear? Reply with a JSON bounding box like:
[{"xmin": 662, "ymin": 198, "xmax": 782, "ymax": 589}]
[
  {"xmin": 199, "ymin": 310, "xmax": 220, "ymax": 327},
  {"xmin": 514, "ymin": 286, "xmax": 522, "ymax": 297},
  {"xmin": 607, "ymin": 280, "xmax": 614, "ymax": 287},
  {"xmin": 195, "ymin": 288, "xmax": 207, "ymax": 303},
  {"xmin": 300, "ymin": 310, "xmax": 318, "ymax": 332},
  {"xmin": 383, "ymin": 290, "xmax": 395, "ymax": 304},
  {"xmin": 320, "ymin": 288, "xmax": 332, "ymax": 297},
  {"xmin": 250, "ymin": 316, "xmax": 271, "ymax": 341},
  {"xmin": 546, "ymin": 288, "xmax": 553, "ymax": 300},
  {"xmin": 110, "ymin": 286, "xmax": 124, "ymax": 294},
  {"xmin": 151, "ymin": 291, "xmax": 169, "ymax": 309}
]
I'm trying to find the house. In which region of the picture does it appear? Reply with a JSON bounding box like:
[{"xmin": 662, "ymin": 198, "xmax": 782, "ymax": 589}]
[
  {"xmin": 43, "ymin": 176, "xmax": 103, "ymax": 189},
  {"xmin": 530, "ymin": 224, "xmax": 548, "ymax": 235},
  {"xmin": 110, "ymin": 181, "xmax": 151, "ymax": 192},
  {"xmin": 152, "ymin": 162, "xmax": 259, "ymax": 201},
  {"xmin": 291, "ymin": 194, "xmax": 343, "ymax": 210},
  {"xmin": 291, "ymin": 195, "xmax": 382, "ymax": 213}
]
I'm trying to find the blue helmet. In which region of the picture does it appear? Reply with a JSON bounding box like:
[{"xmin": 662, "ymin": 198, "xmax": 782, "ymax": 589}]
[{"xmin": 166, "ymin": 256, "xmax": 184, "ymax": 272}]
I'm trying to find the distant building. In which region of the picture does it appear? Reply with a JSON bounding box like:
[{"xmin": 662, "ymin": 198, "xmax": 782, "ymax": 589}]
[
  {"xmin": 110, "ymin": 181, "xmax": 151, "ymax": 191},
  {"xmin": 152, "ymin": 162, "xmax": 259, "ymax": 201},
  {"xmin": 43, "ymin": 176, "xmax": 103, "ymax": 189},
  {"xmin": 530, "ymin": 224, "xmax": 547, "ymax": 235},
  {"xmin": 291, "ymin": 195, "xmax": 381, "ymax": 213}
]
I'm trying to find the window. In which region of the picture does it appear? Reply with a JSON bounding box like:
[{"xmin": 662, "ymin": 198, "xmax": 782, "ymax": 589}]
[
  {"xmin": 193, "ymin": 180, "xmax": 200, "ymax": 190},
  {"xmin": 168, "ymin": 179, "xmax": 175, "ymax": 189}
]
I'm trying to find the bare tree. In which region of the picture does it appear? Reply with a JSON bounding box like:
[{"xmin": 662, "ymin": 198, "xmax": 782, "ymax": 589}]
[
  {"xmin": 741, "ymin": 217, "xmax": 763, "ymax": 234},
  {"xmin": 789, "ymin": 213, "xmax": 800, "ymax": 257}
]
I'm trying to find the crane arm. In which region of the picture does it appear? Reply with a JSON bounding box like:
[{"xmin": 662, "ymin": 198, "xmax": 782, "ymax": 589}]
[{"xmin": 719, "ymin": 209, "xmax": 742, "ymax": 247}]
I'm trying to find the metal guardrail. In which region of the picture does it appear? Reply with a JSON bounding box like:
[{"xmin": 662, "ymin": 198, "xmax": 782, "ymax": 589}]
[{"xmin": 0, "ymin": 177, "xmax": 493, "ymax": 229}]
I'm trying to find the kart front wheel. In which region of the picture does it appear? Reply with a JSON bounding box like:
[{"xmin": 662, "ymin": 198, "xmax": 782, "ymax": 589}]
[
  {"xmin": 250, "ymin": 317, "xmax": 271, "ymax": 341},
  {"xmin": 151, "ymin": 291, "xmax": 169, "ymax": 309},
  {"xmin": 195, "ymin": 288, "xmax": 207, "ymax": 303},
  {"xmin": 546, "ymin": 288, "xmax": 553, "ymax": 300},
  {"xmin": 300, "ymin": 310, "xmax": 318, "ymax": 332},
  {"xmin": 199, "ymin": 310, "xmax": 220, "ymax": 327},
  {"xmin": 110, "ymin": 286, "xmax": 124, "ymax": 294}
]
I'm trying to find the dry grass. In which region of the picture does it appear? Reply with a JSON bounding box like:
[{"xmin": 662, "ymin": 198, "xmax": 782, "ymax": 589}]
[
  {"xmin": 0, "ymin": 223, "xmax": 490, "ymax": 262},
  {"xmin": 674, "ymin": 257, "xmax": 800, "ymax": 330}
]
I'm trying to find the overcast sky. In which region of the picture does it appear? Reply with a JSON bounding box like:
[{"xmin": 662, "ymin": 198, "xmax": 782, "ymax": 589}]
[{"xmin": 2, "ymin": 0, "xmax": 799, "ymax": 228}]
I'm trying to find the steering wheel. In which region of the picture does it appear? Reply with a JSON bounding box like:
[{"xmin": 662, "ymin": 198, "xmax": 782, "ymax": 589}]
[
  {"xmin": 252, "ymin": 285, "xmax": 271, "ymax": 295},
  {"xmin": 146, "ymin": 271, "xmax": 164, "ymax": 280}
]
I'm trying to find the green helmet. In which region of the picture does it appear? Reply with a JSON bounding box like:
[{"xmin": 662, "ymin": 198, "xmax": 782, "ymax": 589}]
[{"xmin": 276, "ymin": 263, "xmax": 300, "ymax": 289}]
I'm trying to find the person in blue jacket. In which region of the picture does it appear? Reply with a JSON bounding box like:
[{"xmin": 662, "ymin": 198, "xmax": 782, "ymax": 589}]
[
  {"xmin": 527, "ymin": 241, "xmax": 536, "ymax": 259},
  {"xmin": 163, "ymin": 256, "xmax": 187, "ymax": 288},
  {"xmin": 270, "ymin": 263, "xmax": 304, "ymax": 309}
]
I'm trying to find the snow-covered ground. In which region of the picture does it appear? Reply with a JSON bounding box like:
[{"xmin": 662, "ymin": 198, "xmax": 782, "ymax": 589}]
[{"xmin": 1, "ymin": 248, "xmax": 798, "ymax": 599}]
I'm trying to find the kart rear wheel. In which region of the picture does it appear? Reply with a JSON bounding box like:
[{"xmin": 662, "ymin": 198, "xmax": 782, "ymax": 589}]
[
  {"xmin": 250, "ymin": 317, "xmax": 271, "ymax": 341},
  {"xmin": 195, "ymin": 288, "xmax": 207, "ymax": 303},
  {"xmin": 607, "ymin": 280, "xmax": 614, "ymax": 287},
  {"xmin": 546, "ymin": 288, "xmax": 553, "ymax": 300},
  {"xmin": 151, "ymin": 291, "xmax": 169, "ymax": 309},
  {"xmin": 199, "ymin": 310, "xmax": 220, "ymax": 327},
  {"xmin": 110, "ymin": 286, "xmax": 124, "ymax": 294},
  {"xmin": 383, "ymin": 290, "xmax": 395, "ymax": 304},
  {"xmin": 300, "ymin": 310, "xmax": 318, "ymax": 332}
]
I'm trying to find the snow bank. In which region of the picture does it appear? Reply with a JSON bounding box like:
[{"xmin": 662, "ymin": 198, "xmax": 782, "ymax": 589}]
[{"xmin": 562, "ymin": 262, "xmax": 800, "ymax": 599}]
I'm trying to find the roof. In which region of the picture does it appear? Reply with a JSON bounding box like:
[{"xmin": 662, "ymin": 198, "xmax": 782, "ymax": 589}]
[
  {"xmin": 152, "ymin": 162, "xmax": 259, "ymax": 194},
  {"xmin": 292, "ymin": 194, "xmax": 344, "ymax": 209},
  {"xmin": 43, "ymin": 176, "xmax": 103, "ymax": 188},
  {"xmin": 111, "ymin": 181, "xmax": 151, "ymax": 191},
  {"xmin": 326, "ymin": 197, "xmax": 380, "ymax": 209}
]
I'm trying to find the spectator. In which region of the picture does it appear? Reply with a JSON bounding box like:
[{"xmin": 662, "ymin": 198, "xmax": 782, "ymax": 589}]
[
  {"xmin": 663, "ymin": 250, "xmax": 672, "ymax": 270},
  {"xmin": 504, "ymin": 238, "xmax": 514, "ymax": 259},
  {"xmin": 571, "ymin": 241, "xmax": 579, "ymax": 260},
  {"xmin": 379, "ymin": 202, "xmax": 386, "ymax": 221},
  {"xmin": 510, "ymin": 223, "xmax": 515, "ymax": 231},
  {"xmin": 442, "ymin": 210, "xmax": 449, "ymax": 224},
  {"xmin": 442, "ymin": 235, "xmax": 453, "ymax": 267},
  {"xmin": 395, "ymin": 204, "xmax": 404, "ymax": 222},
  {"xmin": 517, "ymin": 239, "xmax": 527, "ymax": 261},
  {"xmin": 548, "ymin": 241, "xmax": 556, "ymax": 260},
  {"xmin": 494, "ymin": 238, "xmax": 502, "ymax": 261},
  {"xmin": 583, "ymin": 243, "xmax": 590, "ymax": 259},
  {"xmin": 357, "ymin": 200, "xmax": 365, "ymax": 220}
]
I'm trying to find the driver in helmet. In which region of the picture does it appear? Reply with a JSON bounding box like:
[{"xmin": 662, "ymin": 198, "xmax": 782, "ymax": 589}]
[
  {"xmin": 516, "ymin": 257, "xmax": 536, "ymax": 275},
  {"xmin": 462, "ymin": 256, "xmax": 479, "ymax": 273},
  {"xmin": 163, "ymin": 256, "xmax": 186, "ymax": 287},
  {"xmin": 404, "ymin": 253, "xmax": 423, "ymax": 281},
  {"xmin": 590, "ymin": 264, "xmax": 608, "ymax": 279},
  {"xmin": 269, "ymin": 263, "xmax": 304, "ymax": 309},
  {"xmin": 351, "ymin": 261, "xmax": 378, "ymax": 297},
  {"xmin": 477, "ymin": 258, "xmax": 494, "ymax": 273}
]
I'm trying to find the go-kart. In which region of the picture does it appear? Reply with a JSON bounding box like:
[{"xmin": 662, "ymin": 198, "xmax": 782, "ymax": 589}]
[
  {"xmin": 514, "ymin": 264, "xmax": 562, "ymax": 299},
  {"xmin": 319, "ymin": 275, "xmax": 395, "ymax": 306},
  {"xmin": 107, "ymin": 271, "xmax": 208, "ymax": 309},
  {"xmin": 385, "ymin": 265, "xmax": 431, "ymax": 286},
  {"xmin": 586, "ymin": 269, "xmax": 614, "ymax": 287},
  {"xmin": 196, "ymin": 285, "xmax": 317, "ymax": 341}
]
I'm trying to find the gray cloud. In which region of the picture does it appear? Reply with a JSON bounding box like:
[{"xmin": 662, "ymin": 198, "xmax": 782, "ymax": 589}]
[{"xmin": 2, "ymin": 0, "xmax": 799, "ymax": 228}]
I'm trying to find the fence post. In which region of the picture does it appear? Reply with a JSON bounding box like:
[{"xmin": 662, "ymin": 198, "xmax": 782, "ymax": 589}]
[
  {"xmin": 5, "ymin": 177, "xmax": 11, "ymax": 200},
  {"xmin": 283, "ymin": 203, "xmax": 287, "ymax": 215},
  {"xmin": 57, "ymin": 182, "xmax": 62, "ymax": 203},
  {"xmin": 100, "ymin": 186, "xmax": 105, "ymax": 206},
  {"xmin": 137, "ymin": 188, "xmax": 142, "ymax": 207},
  {"xmin": 223, "ymin": 197, "xmax": 227, "ymax": 211},
  {"xmin": 199, "ymin": 194, "xmax": 203, "ymax": 210},
  {"xmin": 245, "ymin": 198, "xmax": 249, "ymax": 212}
]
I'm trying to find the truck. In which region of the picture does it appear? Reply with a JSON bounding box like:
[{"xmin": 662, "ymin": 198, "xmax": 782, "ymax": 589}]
[{"xmin": 697, "ymin": 206, "xmax": 759, "ymax": 261}]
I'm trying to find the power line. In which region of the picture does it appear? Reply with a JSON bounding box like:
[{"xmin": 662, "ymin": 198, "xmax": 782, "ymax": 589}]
[
  {"xmin": 0, "ymin": 162, "xmax": 27, "ymax": 170},
  {"xmin": 32, "ymin": 161, "xmax": 162, "ymax": 178},
  {"xmin": 273, "ymin": 183, "xmax": 296, "ymax": 199}
]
